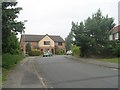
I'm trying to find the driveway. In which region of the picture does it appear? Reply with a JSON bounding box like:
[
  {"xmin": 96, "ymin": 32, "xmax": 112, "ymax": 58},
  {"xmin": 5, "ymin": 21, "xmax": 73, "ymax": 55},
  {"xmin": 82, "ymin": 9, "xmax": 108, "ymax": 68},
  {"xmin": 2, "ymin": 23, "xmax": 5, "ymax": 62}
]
[{"xmin": 3, "ymin": 55, "xmax": 118, "ymax": 88}]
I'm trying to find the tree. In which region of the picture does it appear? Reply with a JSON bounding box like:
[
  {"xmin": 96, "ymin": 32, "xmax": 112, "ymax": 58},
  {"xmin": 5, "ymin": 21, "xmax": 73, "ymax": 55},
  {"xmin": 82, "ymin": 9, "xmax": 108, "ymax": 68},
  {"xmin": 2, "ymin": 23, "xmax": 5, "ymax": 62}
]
[
  {"xmin": 2, "ymin": 2, "xmax": 25, "ymax": 53},
  {"xmin": 72, "ymin": 9, "xmax": 115, "ymax": 57},
  {"xmin": 5, "ymin": 32, "xmax": 20, "ymax": 54},
  {"xmin": 65, "ymin": 31, "xmax": 73, "ymax": 51},
  {"xmin": 26, "ymin": 43, "xmax": 31, "ymax": 55}
]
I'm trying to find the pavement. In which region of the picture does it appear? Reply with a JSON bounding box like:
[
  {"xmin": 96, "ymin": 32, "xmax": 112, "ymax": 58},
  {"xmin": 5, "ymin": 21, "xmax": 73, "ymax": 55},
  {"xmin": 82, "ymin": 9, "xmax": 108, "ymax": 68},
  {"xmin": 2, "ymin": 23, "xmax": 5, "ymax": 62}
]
[
  {"xmin": 65, "ymin": 55, "xmax": 119, "ymax": 69},
  {"xmin": 3, "ymin": 57, "xmax": 44, "ymax": 88}
]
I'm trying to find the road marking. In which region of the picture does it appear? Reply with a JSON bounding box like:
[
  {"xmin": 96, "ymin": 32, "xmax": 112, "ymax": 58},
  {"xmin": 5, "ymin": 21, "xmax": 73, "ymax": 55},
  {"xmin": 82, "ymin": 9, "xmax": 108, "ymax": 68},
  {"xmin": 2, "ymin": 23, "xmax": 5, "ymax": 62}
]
[
  {"xmin": 20, "ymin": 57, "xmax": 35, "ymax": 66},
  {"xmin": 111, "ymin": 68, "xmax": 118, "ymax": 70},
  {"xmin": 32, "ymin": 59, "xmax": 47, "ymax": 88}
]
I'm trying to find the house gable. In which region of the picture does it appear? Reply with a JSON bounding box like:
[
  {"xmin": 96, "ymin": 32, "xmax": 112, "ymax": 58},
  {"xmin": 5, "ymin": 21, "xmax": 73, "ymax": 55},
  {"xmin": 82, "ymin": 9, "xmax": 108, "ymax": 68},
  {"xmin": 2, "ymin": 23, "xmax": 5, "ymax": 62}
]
[{"xmin": 38, "ymin": 35, "xmax": 55, "ymax": 47}]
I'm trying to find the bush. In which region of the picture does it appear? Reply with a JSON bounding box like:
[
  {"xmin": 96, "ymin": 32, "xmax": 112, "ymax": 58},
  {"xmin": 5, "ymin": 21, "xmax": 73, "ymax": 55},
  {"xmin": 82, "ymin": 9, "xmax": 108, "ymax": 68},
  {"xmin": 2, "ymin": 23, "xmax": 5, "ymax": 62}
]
[
  {"xmin": 71, "ymin": 45, "xmax": 80, "ymax": 57},
  {"xmin": 110, "ymin": 40, "xmax": 120, "ymax": 57},
  {"xmin": 100, "ymin": 40, "xmax": 120, "ymax": 57},
  {"xmin": 29, "ymin": 50, "xmax": 40, "ymax": 56},
  {"xmin": 56, "ymin": 48, "xmax": 65, "ymax": 55},
  {"xmin": 2, "ymin": 53, "xmax": 24, "ymax": 69}
]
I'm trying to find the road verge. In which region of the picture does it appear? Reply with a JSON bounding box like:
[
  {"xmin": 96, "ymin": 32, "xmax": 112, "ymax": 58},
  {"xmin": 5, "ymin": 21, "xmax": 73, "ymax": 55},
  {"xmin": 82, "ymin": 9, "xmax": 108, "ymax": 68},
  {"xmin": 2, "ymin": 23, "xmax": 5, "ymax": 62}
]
[{"xmin": 65, "ymin": 55, "xmax": 119, "ymax": 69}]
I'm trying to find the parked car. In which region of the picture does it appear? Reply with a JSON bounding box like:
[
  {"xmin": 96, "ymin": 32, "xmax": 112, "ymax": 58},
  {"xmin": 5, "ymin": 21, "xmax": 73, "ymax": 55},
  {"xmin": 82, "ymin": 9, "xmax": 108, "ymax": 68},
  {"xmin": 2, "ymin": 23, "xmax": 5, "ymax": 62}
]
[
  {"xmin": 66, "ymin": 50, "xmax": 72, "ymax": 55},
  {"xmin": 43, "ymin": 51, "xmax": 53, "ymax": 57}
]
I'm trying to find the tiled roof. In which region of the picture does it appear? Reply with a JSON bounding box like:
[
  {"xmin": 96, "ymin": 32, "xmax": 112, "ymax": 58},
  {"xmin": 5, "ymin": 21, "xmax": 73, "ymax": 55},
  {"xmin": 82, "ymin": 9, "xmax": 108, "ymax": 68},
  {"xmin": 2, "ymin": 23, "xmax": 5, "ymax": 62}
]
[
  {"xmin": 111, "ymin": 25, "xmax": 120, "ymax": 34},
  {"xmin": 20, "ymin": 34, "xmax": 65, "ymax": 42}
]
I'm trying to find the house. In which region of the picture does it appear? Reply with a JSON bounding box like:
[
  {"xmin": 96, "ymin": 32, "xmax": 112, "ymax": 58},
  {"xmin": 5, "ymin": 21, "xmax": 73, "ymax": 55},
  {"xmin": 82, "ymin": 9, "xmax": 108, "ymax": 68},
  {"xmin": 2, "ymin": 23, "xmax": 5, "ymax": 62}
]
[
  {"xmin": 20, "ymin": 34, "xmax": 66, "ymax": 54},
  {"xmin": 109, "ymin": 25, "xmax": 120, "ymax": 40}
]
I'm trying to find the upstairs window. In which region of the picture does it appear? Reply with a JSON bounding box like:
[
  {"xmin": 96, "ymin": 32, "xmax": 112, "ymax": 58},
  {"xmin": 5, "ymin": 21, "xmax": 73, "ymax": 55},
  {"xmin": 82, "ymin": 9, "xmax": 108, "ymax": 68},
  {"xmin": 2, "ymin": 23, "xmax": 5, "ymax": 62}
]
[
  {"xmin": 58, "ymin": 42, "xmax": 62, "ymax": 46},
  {"xmin": 44, "ymin": 41, "xmax": 50, "ymax": 45}
]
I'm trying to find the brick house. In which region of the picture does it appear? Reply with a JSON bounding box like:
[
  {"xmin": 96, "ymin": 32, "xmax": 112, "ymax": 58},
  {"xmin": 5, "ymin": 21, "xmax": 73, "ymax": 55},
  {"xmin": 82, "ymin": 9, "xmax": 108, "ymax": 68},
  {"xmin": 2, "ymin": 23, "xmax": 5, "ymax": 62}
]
[
  {"xmin": 20, "ymin": 34, "xmax": 66, "ymax": 54},
  {"xmin": 109, "ymin": 25, "xmax": 120, "ymax": 40}
]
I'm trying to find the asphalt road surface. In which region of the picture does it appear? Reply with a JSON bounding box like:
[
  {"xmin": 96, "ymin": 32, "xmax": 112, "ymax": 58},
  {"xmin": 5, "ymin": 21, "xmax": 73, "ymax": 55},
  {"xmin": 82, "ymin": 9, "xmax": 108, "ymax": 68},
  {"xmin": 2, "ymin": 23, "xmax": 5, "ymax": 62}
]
[{"xmin": 3, "ymin": 55, "xmax": 118, "ymax": 88}]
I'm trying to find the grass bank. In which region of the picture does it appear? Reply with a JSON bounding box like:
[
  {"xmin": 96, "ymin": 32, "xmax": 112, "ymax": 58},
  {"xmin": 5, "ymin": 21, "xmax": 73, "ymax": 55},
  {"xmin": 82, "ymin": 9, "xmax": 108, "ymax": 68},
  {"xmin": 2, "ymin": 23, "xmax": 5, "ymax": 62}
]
[
  {"xmin": 97, "ymin": 58, "xmax": 119, "ymax": 63},
  {"xmin": 2, "ymin": 54, "xmax": 24, "ymax": 83}
]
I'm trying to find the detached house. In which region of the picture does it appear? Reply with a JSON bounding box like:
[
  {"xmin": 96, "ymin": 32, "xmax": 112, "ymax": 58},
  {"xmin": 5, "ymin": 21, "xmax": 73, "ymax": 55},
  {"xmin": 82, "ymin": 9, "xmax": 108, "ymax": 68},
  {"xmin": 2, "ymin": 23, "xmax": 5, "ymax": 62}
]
[
  {"xmin": 20, "ymin": 34, "xmax": 66, "ymax": 54},
  {"xmin": 109, "ymin": 25, "xmax": 120, "ymax": 40}
]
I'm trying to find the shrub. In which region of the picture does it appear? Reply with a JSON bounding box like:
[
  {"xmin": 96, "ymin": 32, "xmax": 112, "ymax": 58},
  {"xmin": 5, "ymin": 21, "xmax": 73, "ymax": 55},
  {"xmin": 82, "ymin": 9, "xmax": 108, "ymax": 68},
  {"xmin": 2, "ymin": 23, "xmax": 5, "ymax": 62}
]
[
  {"xmin": 55, "ymin": 48, "xmax": 65, "ymax": 55},
  {"xmin": 100, "ymin": 40, "xmax": 120, "ymax": 57},
  {"xmin": 110, "ymin": 40, "xmax": 120, "ymax": 57},
  {"xmin": 71, "ymin": 45, "xmax": 80, "ymax": 57},
  {"xmin": 26, "ymin": 43, "xmax": 32, "ymax": 55},
  {"xmin": 29, "ymin": 50, "xmax": 40, "ymax": 56},
  {"xmin": 2, "ymin": 53, "xmax": 24, "ymax": 69}
]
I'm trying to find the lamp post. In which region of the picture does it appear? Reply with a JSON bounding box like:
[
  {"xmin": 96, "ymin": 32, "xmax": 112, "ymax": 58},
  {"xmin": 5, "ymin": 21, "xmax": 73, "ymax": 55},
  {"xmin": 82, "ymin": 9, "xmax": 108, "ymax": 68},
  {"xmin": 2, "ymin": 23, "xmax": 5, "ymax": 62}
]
[
  {"xmin": 23, "ymin": 20, "xmax": 27, "ymax": 57},
  {"xmin": 118, "ymin": 1, "xmax": 120, "ymax": 40}
]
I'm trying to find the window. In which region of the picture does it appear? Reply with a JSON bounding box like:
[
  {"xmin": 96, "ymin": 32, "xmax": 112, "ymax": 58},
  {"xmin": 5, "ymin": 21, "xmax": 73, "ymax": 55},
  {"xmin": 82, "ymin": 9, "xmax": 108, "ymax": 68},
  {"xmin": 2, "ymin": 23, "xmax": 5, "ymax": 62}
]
[
  {"xmin": 113, "ymin": 33, "xmax": 118, "ymax": 40},
  {"xmin": 44, "ymin": 41, "xmax": 50, "ymax": 45},
  {"xmin": 58, "ymin": 42, "xmax": 62, "ymax": 46}
]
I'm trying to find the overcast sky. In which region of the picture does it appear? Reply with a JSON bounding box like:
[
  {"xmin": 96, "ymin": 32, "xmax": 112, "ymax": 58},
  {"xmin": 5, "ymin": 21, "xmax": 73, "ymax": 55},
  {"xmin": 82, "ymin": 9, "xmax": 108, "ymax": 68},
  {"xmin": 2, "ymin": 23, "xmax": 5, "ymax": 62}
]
[{"xmin": 17, "ymin": 0, "xmax": 119, "ymax": 40}]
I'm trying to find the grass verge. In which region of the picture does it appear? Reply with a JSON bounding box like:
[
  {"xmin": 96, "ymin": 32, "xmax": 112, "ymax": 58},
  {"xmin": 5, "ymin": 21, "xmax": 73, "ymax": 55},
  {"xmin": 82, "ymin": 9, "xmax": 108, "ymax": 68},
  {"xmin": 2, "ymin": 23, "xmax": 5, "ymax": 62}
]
[
  {"xmin": 2, "ymin": 54, "xmax": 24, "ymax": 83},
  {"xmin": 97, "ymin": 58, "xmax": 119, "ymax": 63}
]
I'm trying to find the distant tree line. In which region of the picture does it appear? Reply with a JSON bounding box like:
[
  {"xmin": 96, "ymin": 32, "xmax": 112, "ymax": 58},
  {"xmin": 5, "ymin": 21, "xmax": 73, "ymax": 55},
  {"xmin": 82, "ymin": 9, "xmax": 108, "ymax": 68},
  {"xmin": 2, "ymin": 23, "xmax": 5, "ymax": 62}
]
[{"xmin": 65, "ymin": 9, "xmax": 120, "ymax": 58}]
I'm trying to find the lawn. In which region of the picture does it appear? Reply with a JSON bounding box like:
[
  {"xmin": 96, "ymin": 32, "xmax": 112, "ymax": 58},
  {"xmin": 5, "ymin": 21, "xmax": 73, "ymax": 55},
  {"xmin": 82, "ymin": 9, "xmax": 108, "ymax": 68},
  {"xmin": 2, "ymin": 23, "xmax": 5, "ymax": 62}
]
[{"xmin": 97, "ymin": 58, "xmax": 119, "ymax": 63}]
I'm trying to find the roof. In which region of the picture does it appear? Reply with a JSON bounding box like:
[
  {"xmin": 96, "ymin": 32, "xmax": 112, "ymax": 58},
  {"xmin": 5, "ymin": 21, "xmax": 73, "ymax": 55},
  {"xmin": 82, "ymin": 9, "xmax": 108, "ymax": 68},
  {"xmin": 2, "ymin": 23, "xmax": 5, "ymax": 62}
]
[
  {"xmin": 20, "ymin": 34, "xmax": 65, "ymax": 42},
  {"xmin": 111, "ymin": 25, "xmax": 120, "ymax": 34}
]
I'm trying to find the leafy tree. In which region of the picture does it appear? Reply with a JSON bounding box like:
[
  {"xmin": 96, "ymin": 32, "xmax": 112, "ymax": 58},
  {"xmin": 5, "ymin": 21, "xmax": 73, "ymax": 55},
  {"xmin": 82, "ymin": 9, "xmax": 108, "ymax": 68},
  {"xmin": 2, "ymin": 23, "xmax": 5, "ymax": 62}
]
[
  {"xmin": 5, "ymin": 32, "xmax": 20, "ymax": 54},
  {"xmin": 72, "ymin": 9, "xmax": 115, "ymax": 57},
  {"xmin": 65, "ymin": 31, "xmax": 73, "ymax": 51},
  {"xmin": 26, "ymin": 43, "xmax": 31, "ymax": 55},
  {"xmin": 71, "ymin": 21, "xmax": 91, "ymax": 57},
  {"xmin": 2, "ymin": 2, "xmax": 25, "ymax": 53}
]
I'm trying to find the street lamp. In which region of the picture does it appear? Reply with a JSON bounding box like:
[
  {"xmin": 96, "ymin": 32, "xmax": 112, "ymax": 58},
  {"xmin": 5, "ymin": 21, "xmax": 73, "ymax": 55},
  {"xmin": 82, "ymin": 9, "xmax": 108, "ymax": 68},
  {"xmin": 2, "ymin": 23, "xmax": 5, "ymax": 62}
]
[{"xmin": 23, "ymin": 20, "xmax": 27, "ymax": 57}]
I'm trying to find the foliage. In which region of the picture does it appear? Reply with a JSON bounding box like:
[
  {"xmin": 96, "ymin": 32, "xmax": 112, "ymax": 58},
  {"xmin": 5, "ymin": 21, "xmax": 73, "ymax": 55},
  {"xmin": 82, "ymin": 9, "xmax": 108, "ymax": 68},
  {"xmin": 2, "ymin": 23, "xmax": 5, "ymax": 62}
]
[
  {"xmin": 108, "ymin": 40, "xmax": 120, "ymax": 57},
  {"xmin": 2, "ymin": 68, "xmax": 9, "ymax": 82},
  {"xmin": 71, "ymin": 9, "xmax": 115, "ymax": 57},
  {"xmin": 26, "ymin": 43, "xmax": 32, "ymax": 55},
  {"xmin": 2, "ymin": 2, "xmax": 25, "ymax": 54},
  {"xmin": 2, "ymin": 54, "xmax": 24, "ymax": 83},
  {"xmin": 55, "ymin": 46, "xmax": 65, "ymax": 55},
  {"xmin": 3, "ymin": 32, "xmax": 21, "ymax": 54},
  {"xmin": 29, "ymin": 50, "xmax": 40, "ymax": 56},
  {"xmin": 71, "ymin": 45, "xmax": 80, "ymax": 57},
  {"xmin": 2, "ymin": 53, "xmax": 24, "ymax": 69},
  {"xmin": 26, "ymin": 43, "xmax": 41, "ymax": 56},
  {"xmin": 65, "ymin": 31, "xmax": 73, "ymax": 51}
]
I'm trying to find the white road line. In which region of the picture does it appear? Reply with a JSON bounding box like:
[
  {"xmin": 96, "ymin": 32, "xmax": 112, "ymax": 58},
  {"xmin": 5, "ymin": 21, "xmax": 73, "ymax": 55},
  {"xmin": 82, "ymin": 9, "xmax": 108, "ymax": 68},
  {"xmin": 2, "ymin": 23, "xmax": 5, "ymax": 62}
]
[
  {"xmin": 32, "ymin": 60, "xmax": 47, "ymax": 88},
  {"xmin": 20, "ymin": 57, "xmax": 35, "ymax": 66},
  {"xmin": 111, "ymin": 68, "xmax": 118, "ymax": 70}
]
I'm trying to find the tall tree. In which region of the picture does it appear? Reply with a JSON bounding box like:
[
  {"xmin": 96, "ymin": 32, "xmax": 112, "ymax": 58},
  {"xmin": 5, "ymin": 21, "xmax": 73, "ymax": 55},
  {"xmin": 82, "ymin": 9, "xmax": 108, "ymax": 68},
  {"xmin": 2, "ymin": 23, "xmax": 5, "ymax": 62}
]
[
  {"xmin": 2, "ymin": 2, "xmax": 25, "ymax": 54},
  {"xmin": 65, "ymin": 31, "xmax": 73, "ymax": 51},
  {"xmin": 72, "ymin": 9, "xmax": 115, "ymax": 57}
]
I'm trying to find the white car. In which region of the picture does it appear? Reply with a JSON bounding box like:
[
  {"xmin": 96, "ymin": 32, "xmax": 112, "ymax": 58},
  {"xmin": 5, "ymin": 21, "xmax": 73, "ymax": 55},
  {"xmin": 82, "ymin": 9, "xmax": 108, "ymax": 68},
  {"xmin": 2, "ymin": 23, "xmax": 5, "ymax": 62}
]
[
  {"xmin": 66, "ymin": 50, "xmax": 72, "ymax": 55},
  {"xmin": 43, "ymin": 51, "xmax": 53, "ymax": 57}
]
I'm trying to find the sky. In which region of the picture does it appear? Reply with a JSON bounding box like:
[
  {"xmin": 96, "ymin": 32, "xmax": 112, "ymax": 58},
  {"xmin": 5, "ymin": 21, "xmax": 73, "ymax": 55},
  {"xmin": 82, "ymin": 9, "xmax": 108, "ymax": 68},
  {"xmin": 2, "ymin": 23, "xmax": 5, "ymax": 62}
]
[{"xmin": 17, "ymin": 0, "xmax": 119, "ymax": 40}]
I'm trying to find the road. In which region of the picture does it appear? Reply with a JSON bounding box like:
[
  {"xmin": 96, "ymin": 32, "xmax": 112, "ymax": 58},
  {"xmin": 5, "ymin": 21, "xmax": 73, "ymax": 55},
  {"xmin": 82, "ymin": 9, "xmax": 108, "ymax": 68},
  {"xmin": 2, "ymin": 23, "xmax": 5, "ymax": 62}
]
[{"xmin": 3, "ymin": 55, "xmax": 118, "ymax": 88}]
